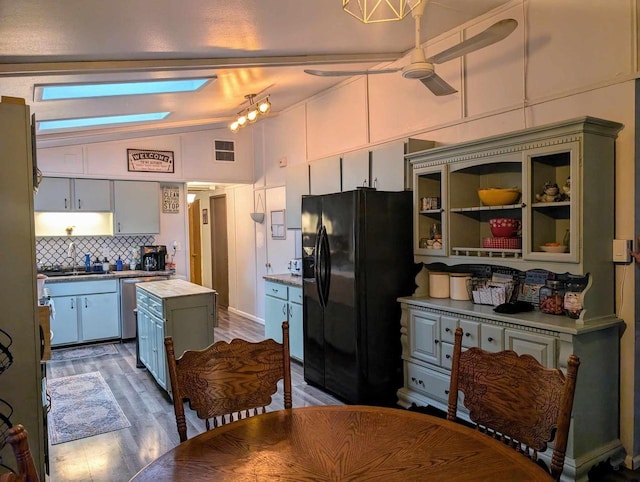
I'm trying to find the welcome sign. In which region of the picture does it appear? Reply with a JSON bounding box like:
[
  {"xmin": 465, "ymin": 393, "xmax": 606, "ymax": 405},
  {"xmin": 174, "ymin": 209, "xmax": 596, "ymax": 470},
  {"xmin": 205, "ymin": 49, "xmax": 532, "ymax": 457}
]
[{"xmin": 127, "ymin": 148, "xmax": 174, "ymax": 173}]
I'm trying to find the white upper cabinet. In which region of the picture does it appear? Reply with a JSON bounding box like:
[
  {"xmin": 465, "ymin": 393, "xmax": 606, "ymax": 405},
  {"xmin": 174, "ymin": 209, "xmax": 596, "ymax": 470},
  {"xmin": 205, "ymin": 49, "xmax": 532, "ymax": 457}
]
[
  {"xmin": 35, "ymin": 177, "xmax": 111, "ymax": 212},
  {"xmin": 341, "ymin": 150, "xmax": 369, "ymax": 191},
  {"xmin": 285, "ymin": 163, "xmax": 309, "ymax": 229},
  {"xmin": 74, "ymin": 179, "xmax": 112, "ymax": 211},
  {"xmin": 370, "ymin": 141, "xmax": 405, "ymax": 192},
  {"xmin": 34, "ymin": 177, "xmax": 71, "ymax": 211},
  {"xmin": 113, "ymin": 180, "xmax": 160, "ymax": 234},
  {"xmin": 309, "ymin": 156, "xmax": 341, "ymax": 195}
]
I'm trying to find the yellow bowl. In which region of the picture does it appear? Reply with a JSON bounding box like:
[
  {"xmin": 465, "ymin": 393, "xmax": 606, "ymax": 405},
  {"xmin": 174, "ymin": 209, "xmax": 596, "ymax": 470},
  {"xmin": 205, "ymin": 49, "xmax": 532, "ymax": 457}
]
[{"xmin": 477, "ymin": 188, "xmax": 521, "ymax": 206}]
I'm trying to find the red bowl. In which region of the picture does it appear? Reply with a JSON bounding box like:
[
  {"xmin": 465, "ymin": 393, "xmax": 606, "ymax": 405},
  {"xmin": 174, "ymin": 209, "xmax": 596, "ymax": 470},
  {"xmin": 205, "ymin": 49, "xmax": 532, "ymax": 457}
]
[{"xmin": 489, "ymin": 218, "xmax": 521, "ymax": 237}]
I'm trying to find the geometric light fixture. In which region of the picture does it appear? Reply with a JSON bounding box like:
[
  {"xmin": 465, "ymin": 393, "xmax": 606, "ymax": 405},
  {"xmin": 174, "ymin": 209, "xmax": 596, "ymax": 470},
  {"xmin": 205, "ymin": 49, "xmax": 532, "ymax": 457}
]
[
  {"xmin": 229, "ymin": 94, "xmax": 271, "ymax": 133},
  {"xmin": 342, "ymin": 0, "xmax": 422, "ymax": 23}
]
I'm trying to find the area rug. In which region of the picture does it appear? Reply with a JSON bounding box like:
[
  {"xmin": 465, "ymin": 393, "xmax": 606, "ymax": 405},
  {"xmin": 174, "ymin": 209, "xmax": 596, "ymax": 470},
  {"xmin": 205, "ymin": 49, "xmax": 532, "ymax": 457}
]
[
  {"xmin": 47, "ymin": 371, "xmax": 131, "ymax": 444},
  {"xmin": 50, "ymin": 343, "xmax": 118, "ymax": 361}
]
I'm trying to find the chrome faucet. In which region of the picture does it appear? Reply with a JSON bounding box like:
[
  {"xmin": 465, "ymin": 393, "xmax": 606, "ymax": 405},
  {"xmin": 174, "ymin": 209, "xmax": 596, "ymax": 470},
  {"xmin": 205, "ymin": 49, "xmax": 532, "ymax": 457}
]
[{"xmin": 67, "ymin": 241, "xmax": 78, "ymax": 274}]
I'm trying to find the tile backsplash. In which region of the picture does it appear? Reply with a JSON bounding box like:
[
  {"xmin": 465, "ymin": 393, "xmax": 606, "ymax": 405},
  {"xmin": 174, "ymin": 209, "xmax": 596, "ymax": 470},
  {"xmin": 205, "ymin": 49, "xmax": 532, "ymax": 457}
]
[{"xmin": 36, "ymin": 236, "xmax": 155, "ymax": 268}]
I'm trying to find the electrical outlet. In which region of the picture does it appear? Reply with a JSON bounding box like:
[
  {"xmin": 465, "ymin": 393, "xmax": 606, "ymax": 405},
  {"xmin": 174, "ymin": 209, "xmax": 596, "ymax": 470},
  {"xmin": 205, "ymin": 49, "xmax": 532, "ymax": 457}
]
[{"xmin": 612, "ymin": 239, "xmax": 632, "ymax": 264}]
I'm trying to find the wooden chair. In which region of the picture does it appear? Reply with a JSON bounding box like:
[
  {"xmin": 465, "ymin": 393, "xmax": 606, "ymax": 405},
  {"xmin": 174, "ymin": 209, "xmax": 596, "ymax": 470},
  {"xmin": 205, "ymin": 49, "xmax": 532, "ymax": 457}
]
[
  {"xmin": 165, "ymin": 321, "xmax": 292, "ymax": 442},
  {"xmin": 0, "ymin": 424, "xmax": 40, "ymax": 482},
  {"xmin": 446, "ymin": 327, "xmax": 580, "ymax": 480}
]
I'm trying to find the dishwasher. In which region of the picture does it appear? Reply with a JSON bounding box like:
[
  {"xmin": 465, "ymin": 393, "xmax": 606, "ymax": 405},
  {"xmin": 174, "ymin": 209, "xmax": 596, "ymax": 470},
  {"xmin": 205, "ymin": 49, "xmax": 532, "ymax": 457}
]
[
  {"xmin": 120, "ymin": 276, "xmax": 168, "ymax": 339},
  {"xmin": 120, "ymin": 276, "xmax": 168, "ymax": 368}
]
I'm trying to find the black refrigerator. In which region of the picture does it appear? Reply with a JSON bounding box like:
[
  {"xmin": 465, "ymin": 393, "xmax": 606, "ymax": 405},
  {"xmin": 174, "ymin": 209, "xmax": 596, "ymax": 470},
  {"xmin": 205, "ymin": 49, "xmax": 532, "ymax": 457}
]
[{"xmin": 302, "ymin": 188, "xmax": 415, "ymax": 406}]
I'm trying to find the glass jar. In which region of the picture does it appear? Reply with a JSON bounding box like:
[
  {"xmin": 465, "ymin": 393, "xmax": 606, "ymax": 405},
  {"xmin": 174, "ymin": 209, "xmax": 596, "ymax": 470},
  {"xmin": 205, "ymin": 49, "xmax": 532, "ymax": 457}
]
[
  {"xmin": 539, "ymin": 280, "xmax": 566, "ymax": 315},
  {"xmin": 564, "ymin": 281, "xmax": 584, "ymax": 319}
]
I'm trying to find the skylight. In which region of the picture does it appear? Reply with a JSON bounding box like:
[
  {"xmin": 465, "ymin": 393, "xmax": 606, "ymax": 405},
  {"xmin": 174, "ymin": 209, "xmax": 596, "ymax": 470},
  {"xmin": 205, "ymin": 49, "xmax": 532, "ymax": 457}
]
[
  {"xmin": 36, "ymin": 78, "xmax": 212, "ymax": 100},
  {"xmin": 38, "ymin": 112, "xmax": 171, "ymax": 131}
]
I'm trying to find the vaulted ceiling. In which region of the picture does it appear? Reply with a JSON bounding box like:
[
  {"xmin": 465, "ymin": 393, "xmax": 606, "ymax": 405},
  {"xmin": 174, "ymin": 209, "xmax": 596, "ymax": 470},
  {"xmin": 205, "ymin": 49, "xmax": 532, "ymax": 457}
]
[{"xmin": 0, "ymin": 0, "xmax": 511, "ymax": 144}]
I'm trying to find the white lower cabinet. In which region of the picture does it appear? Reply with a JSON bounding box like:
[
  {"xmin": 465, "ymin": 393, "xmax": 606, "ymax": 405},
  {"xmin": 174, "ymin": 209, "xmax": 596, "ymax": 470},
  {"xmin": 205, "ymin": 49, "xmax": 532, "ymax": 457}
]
[
  {"xmin": 264, "ymin": 279, "xmax": 303, "ymax": 361},
  {"xmin": 48, "ymin": 280, "xmax": 119, "ymax": 346},
  {"xmin": 397, "ymin": 298, "xmax": 624, "ymax": 481}
]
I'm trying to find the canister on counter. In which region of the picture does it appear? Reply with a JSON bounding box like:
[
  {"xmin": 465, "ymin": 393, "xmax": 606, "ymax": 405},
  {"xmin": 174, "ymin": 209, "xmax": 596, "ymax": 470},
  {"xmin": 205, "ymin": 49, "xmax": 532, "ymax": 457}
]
[
  {"xmin": 539, "ymin": 280, "xmax": 566, "ymax": 315},
  {"xmin": 429, "ymin": 272, "xmax": 450, "ymax": 299},
  {"xmin": 450, "ymin": 273, "xmax": 472, "ymax": 300}
]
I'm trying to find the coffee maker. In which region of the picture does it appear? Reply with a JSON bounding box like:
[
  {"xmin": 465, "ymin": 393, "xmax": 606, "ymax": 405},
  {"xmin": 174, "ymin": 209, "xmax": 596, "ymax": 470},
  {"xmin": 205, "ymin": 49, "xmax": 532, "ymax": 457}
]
[{"xmin": 140, "ymin": 245, "xmax": 167, "ymax": 271}]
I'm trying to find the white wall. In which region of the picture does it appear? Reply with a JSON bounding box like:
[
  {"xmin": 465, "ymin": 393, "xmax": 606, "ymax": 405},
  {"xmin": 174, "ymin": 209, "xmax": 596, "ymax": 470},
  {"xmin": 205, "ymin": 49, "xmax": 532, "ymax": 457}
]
[{"xmin": 251, "ymin": 0, "xmax": 638, "ymax": 466}]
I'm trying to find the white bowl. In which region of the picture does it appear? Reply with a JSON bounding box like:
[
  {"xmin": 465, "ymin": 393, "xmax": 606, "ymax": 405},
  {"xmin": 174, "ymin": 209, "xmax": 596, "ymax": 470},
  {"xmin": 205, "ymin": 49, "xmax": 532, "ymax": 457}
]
[{"xmin": 540, "ymin": 245, "xmax": 567, "ymax": 253}]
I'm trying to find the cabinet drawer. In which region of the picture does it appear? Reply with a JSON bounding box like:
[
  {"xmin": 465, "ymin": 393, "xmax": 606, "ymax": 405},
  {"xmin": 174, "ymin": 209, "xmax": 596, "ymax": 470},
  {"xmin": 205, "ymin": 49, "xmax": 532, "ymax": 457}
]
[
  {"xmin": 146, "ymin": 294, "xmax": 163, "ymax": 319},
  {"xmin": 265, "ymin": 281, "xmax": 287, "ymax": 300},
  {"xmin": 48, "ymin": 279, "xmax": 117, "ymax": 297},
  {"xmin": 289, "ymin": 286, "xmax": 303, "ymax": 304},
  {"xmin": 480, "ymin": 324, "xmax": 504, "ymax": 353},
  {"xmin": 440, "ymin": 316, "xmax": 458, "ymax": 344},
  {"xmin": 441, "ymin": 342, "xmax": 455, "ymax": 370},
  {"xmin": 459, "ymin": 319, "xmax": 480, "ymax": 348},
  {"xmin": 406, "ymin": 362, "xmax": 451, "ymax": 404}
]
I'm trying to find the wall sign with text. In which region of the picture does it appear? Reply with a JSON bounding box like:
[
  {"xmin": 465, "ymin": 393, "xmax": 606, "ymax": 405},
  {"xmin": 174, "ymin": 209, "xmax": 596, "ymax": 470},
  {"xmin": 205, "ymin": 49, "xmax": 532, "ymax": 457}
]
[
  {"xmin": 128, "ymin": 149, "xmax": 174, "ymax": 173},
  {"xmin": 162, "ymin": 185, "xmax": 180, "ymax": 213}
]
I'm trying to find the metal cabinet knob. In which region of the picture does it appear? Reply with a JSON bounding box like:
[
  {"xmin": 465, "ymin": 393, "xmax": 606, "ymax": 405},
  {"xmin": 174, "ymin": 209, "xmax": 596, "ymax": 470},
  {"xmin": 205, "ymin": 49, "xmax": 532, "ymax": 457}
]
[{"xmin": 487, "ymin": 337, "xmax": 494, "ymax": 342}]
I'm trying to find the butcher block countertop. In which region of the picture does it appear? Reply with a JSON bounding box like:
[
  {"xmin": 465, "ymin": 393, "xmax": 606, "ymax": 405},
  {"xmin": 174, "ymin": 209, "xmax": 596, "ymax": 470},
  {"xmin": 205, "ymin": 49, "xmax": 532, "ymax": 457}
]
[{"xmin": 136, "ymin": 279, "xmax": 216, "ymax": 298}]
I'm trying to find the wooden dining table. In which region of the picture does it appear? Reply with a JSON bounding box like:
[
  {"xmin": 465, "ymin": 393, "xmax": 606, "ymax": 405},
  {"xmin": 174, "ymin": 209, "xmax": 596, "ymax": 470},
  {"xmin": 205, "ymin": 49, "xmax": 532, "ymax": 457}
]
[{"xmin": 130, "ymin": 405, "xmax": 553, "ymax": 481}]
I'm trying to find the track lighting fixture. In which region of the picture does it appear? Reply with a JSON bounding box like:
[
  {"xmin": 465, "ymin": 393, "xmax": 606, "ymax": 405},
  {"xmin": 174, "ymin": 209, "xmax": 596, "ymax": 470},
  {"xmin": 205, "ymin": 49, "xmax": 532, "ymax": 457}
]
[{"xmin": 228, "ymin": 94, "xmax": 271, "ymax": 133}]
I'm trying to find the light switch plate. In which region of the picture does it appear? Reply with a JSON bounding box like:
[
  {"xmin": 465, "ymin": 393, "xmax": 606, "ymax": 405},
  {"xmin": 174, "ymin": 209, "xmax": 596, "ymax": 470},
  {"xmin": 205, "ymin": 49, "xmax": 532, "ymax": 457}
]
[{"xmin": 612, "ymin": 239, "xmax": 632, "ymax": 264}]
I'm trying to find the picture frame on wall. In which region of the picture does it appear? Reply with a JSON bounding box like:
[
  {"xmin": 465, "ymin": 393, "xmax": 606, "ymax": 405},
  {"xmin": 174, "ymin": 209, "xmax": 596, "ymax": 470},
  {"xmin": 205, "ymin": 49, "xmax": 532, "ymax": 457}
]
[{"xmin": 202, "ymin": 208, "xmax": 209, "ymax": 225}]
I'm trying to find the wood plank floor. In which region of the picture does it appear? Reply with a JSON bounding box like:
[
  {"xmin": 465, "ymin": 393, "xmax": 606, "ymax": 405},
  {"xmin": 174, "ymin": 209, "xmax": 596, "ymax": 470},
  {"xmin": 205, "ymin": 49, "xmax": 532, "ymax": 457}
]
[
  {"xmin": 46, "ymin": 307, "xmax": 342, "ymax": 482},
  {"xmin": 46, "ymin": 307, "xmax": 638, "ymax": 482}
]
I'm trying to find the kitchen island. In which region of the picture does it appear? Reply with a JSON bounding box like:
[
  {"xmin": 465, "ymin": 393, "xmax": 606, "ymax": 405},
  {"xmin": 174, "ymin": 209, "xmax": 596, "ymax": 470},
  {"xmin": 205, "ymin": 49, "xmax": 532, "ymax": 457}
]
[{"xmin": 136, "ymin": 279, "xmax": 217, "ymax": 394}]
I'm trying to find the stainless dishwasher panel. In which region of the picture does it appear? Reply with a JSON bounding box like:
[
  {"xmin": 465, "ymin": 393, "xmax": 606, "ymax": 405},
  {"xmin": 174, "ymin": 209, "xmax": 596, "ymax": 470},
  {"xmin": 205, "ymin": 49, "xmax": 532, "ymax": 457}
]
[{"xmin": 120, "ymin": 277, "xmax": 168, "ymax": 339}]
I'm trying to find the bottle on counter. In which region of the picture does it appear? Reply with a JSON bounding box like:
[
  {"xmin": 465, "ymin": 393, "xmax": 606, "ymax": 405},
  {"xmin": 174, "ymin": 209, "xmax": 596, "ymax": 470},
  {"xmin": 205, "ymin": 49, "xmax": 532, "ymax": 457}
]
[
  {"xmin": 84, "ymin": 253, "xmax": 91, "ymax": 272},
  {"xmin": 102, "ymin": 257, "xmax": 110, "ymax": 273},
  {"xmin": 116, "ymin": 257, "xmax": 123, "ymax": 271}
]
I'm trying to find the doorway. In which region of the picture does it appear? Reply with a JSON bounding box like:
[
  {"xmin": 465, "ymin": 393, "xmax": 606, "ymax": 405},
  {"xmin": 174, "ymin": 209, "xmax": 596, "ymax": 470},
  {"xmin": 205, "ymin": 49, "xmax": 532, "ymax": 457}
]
[
  {"xmin": 188, "ymin": 199, "xmax": 202, "ymax": 285},
  {"xmin": 210, "ymin": 195, "xmax": 229, "ymax": 307}
]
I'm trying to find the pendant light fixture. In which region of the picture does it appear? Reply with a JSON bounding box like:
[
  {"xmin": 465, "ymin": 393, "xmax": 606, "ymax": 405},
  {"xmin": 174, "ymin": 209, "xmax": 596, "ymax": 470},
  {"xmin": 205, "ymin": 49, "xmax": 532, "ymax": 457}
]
[
  {"xmin": 250, "ymin": 192, "xmax": 266, "ymax": 224},
  {"xmin": 229, "ymin": 94, "xmax": 271, "ymax": 133},
  {"xmin": 342, "ymin": 0, "xmax": 422, "ymax": 23}
]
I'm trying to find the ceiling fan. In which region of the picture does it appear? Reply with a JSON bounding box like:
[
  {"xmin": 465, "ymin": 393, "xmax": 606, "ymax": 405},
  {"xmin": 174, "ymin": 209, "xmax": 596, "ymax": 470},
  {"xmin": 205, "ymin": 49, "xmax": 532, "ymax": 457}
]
[{"xmin": 304, "ymin": 2, "xmax": 518, "ymax": 96}]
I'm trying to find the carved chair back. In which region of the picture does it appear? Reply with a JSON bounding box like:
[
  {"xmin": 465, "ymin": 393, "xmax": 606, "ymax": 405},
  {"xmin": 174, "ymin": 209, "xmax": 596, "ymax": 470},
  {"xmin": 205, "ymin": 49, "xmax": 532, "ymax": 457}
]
[
  {"xmin": 0, "ymin": 424, "xmax": 40, "ymax": 482},
  {"xmin": 165, "ymin": 321, "xmax": 292, "ymax": 442},
  {"xmin": 447, "ymin": 327, "xmax": 579, "ymax": 480}
]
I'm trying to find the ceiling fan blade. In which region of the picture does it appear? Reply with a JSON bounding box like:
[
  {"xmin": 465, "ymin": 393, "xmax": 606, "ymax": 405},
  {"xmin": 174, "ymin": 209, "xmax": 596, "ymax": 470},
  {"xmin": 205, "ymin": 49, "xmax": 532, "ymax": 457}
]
[
  {"xmin": 427, "ymin": 18, "xmax": 518, "ymax": 65},
  {"xmin": 304, "ymin": 68, "xmax": 401, "ymax": 77},
  {"xmin": 420, "ymin": 73, "xmax": 458, "ymax": 96}
]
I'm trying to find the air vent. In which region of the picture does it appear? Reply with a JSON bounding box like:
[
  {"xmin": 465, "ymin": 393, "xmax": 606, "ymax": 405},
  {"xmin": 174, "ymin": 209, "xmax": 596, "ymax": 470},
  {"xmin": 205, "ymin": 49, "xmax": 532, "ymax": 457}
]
[{"xmin": 214, "ymin": 140, "xmax": 235, "ymax": 162}]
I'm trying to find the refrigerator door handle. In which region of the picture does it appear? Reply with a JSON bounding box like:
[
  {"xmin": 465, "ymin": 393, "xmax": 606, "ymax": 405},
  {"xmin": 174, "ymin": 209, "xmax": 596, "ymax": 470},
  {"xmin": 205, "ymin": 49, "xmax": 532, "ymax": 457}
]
[
  {"xmin": 320, "ymin": 226, "xmax": 331, "ymax": 305},
  {"xmin": 314, "ymin": 225, "xmax": 326, "ymax": 307}
]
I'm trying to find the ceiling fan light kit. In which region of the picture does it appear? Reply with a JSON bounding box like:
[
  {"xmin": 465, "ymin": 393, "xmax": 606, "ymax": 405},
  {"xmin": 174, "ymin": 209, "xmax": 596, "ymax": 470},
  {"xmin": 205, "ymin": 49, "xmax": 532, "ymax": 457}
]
[
  {"xmin": 229, "ymin": 94, "xmax": 271, "ymax": 133},
  {"xmin": 342, "ymin": 0, "xmax": 423, "ymax": 23}
]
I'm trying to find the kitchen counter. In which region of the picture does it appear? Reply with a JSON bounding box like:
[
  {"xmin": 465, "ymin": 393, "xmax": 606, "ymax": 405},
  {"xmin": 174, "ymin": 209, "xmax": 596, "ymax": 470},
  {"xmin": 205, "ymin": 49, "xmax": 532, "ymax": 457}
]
[
  {"xmin": 263, "ymin": 273, "xmax": 303, "ymax": 287},
  {"xmin": 136, "ymin": 278, "xmax": 216, "ymax": 298},
  {"xmin": 41, "ymin": 270, "xmax": 173, "ymax": 284}
]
